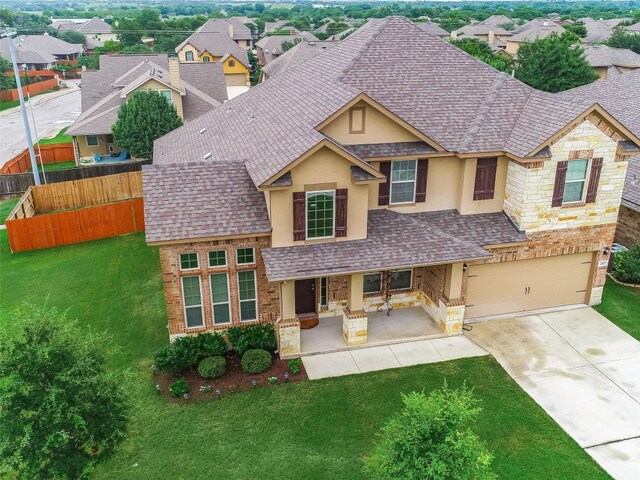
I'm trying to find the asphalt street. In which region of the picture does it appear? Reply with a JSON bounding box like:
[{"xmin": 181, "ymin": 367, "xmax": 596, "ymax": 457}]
[{"xmin": 0, "ymin": 82, "xmax": 81, "ymax": 168}]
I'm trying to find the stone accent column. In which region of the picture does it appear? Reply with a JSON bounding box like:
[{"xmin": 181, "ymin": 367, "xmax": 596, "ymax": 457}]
[
  {"xmin": 342, "ymin": 307, "xmax": 368, "ymax": 346},
  {"xmin": 440, "ymin": 301, "xmax": 465, "ymax": 333},
  {"xmin": 278, "ymin": 320, "xmax": 300, "ymax": 357}
]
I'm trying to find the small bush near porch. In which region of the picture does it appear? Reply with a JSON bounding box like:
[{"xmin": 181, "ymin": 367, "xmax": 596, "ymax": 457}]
[{"xmin": 0, "ymin": 230, "xmax": 611, "ymax": 480}]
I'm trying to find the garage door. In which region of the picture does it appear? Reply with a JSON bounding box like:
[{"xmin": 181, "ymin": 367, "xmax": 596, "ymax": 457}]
[
  {"xmin": 225, "ymin": 74, "xmax": 247, "ymax": 87},
  {"xmin": 465, "ymin": 253, "xmax": 593, "ymax": 319}
]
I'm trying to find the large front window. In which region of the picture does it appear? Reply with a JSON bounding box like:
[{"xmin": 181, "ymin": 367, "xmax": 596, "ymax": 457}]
[
  {"xmin": 390, "ymin": 160, "xmax": 417, "ymax": 204},
  {"xmin": 238, "ymin": 270, "xmax": 257, "ymax": 322},
  {"xmin": 306, "ymin": 191, "xmax": 335, "ymax": 239},
  {"xmin": 390, "ymin": 270, "xmax": 412, "ymax": 290},
  {"xmin": 210, "ymin": 273, "xmax": 231, "ymax": 325},
  {"xmin": 563, "ymin": 159, "xmax": 589, "ymax": 203},
  {"xmin": 364, "ymin": 273, "xmax": 382, "ymax": 294},
  {"xmin": 181, "ymin": 276, "xmax": 204, "ymax": 328}
]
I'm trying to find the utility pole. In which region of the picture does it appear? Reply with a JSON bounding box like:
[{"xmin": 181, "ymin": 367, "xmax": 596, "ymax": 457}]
[{"xmin": 4, "ymin": 30, "xmax": 41, "ymax": 185}]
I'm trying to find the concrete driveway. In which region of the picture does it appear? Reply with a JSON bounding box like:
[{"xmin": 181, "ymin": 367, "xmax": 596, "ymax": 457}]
[{"xmin": 467, "ymin": 307, "xmax": 640, "ymax": 479}]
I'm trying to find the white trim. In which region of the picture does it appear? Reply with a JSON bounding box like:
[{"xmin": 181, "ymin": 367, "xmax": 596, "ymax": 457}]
[
  {"xmin": 181, "ymin": 275, "xmax": 204, "ymax": 329},
  {"xmin": 389, "ymin": 269, "xmax": 413, "ymax": 291},
  {"xmin": 236, "ymin": 247, "xmax": 256, "ymax": 266},
  {"xmin": 86, "ymin": 135, "xmax": 99, "ymax": 147},
  {"xmin": 208, "ymin": 250, "xmax": 228, "ymax": 268},
  {"xmin": 305, "ymin": 190, "xmax": 336, "ymax": 240},
  {"xmin": 562, "ymin": 158, "xmax": 590, "ymax": 205},
  {"xmin": 179, "ymin": 252, "xmax": 199, "ymax": 271},
  {"xmin": 238, "ymin": 270, "xmax": 258, "ymax": 322},
  {"xmin": 389, "ymin": 159, "xmax": 418, "ymax": 205},
  {"xmin": 210, "ymin": 272, "xmax": 232, "ymax": 325}
]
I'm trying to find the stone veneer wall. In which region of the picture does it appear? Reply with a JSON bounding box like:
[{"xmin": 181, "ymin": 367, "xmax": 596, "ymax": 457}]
[
  {"xmin": 504, "ymin": 117, "xmax": 627, "ymax": 233},
  {"xmin": 615, "ymin": 205, "xmax": 640, "ymax": 247},
  {"xmin": 159, "ymin": 236, "xmax": 279, "ymax": 339}
]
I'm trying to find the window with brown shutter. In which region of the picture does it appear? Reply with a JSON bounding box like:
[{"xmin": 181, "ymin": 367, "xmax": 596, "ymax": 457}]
[
  {"xmin": 378, "ymin": 161, "xmax": 391, "ymax": 206},
  {"xmin": 552, "ymin": 161, "xmax": 569, "ymax": 207},
  {"xmin": 586, "ymin": 158, "xmax": 603, "ymax": 203},
  {"xmin": 473, "ymin": 158, "xmax": 498, "ymax": 201},
  {"xmin": 415, "ymin": 159, "xmax": 429, "ymax": 203},
  {"xmin": 293, "ymin": 191, "xmax": 306, "ymax": 241},
  {"xmin": 335, "ymin": 188, "xmax": 348, "ymax": 237}
]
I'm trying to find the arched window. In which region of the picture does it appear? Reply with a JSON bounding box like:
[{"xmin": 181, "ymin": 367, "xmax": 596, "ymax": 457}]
[{"xmin": 228, "ymin": 60, "xmax": 236, "ymax": 67}]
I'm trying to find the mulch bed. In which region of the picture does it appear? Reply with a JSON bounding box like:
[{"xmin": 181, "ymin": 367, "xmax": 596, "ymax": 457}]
[{"xmin": 154, "ymin": 352, "xmax": 308, "ymax": 403}]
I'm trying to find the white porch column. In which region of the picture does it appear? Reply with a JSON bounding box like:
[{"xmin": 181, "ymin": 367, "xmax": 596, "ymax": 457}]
[{"xmin": 342, "ymin": 273, "xmax": 368, "ymax": 346}]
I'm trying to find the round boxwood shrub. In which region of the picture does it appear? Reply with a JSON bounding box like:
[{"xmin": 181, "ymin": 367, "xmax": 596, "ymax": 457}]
[
  {"xmin": 198, "ymin": 356, "xmax": 226, "ymax": 379},
  {"xmin": 241, "ymin": 349, "xmax": 272, "ymax": 374}
]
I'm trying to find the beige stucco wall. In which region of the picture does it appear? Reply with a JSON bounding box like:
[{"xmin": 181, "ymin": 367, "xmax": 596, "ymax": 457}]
[
  {"xmin": 321, "ymin": 101, "xmax": 422, "ymax": 145},
  {"xmin": 503, "ymin": 118, "xmax": 627, "ymax": 233},
  {"xmin": 269, "ymin": 146, "xmax": 370, "ymax": 247},
  {"xmin": 177, "ymin": 44, "xmax": 199, "ymax": 62},
  {"xmin": 75, "ymin": 134, "xmax": 121, "ymax": 158},
  {"xmin": 457, "ymin": 156, "xmax": 509, "ymax": 214},
  {"xmin": 505, "ymin": 41, "xmax": 519, "ymax": 55}
]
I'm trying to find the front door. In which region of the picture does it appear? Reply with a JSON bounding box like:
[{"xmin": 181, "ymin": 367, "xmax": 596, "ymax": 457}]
[{"xmin": 295, "ymin": 279, "xmax": 316, "ymax": 315}]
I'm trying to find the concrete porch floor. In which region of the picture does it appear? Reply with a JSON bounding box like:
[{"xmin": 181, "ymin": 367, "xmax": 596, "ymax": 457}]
[{"xmin": 300, "ymin": 306, "xmax": 450, "ymax": 355}]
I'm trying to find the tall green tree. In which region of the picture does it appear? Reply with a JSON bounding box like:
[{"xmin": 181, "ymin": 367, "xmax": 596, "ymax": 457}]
[
  {"xmin": 57, "ymin": 29, "xmax": 87, "ymax": 46},
  {"xmin": 115, "ymin": 18, "xmax": 143, "ymax": 47},
  {"xmin": 515, "ymin": 32, "xmax": 598, "ymax": 93},
  {"xmin": 605, "ymin": 28, "xmax": 640, "ymax": 54},
  {"xmin": 449, "ymin": 38, "xmax": 514, "ymax": 73},
  {"xmin": 112, "ymin": 90, "xmax": 183, "ymax": 159},
  {"xmin": 0, "ymin": 306, "xmax": 129, "ymax": 480}
]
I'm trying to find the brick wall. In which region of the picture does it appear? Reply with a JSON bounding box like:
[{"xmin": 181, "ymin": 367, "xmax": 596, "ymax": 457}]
[
  {"xmin": 159, "ymin": 236, "xmax": 280, "ymax": 337},
  {"xmin": 615, "ymin": 205, "xmax": 640, "ymax": 247}
]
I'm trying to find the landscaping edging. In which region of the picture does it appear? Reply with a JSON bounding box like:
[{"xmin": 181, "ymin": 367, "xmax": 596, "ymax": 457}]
[{"xmin": 606, "ymin": 273, "xmax": 640, "ymax": 289}]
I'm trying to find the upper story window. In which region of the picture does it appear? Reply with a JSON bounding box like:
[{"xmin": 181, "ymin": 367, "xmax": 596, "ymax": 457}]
[
  {"xmin": 563, "ymin": 159, "xmax": 589, "ymax": 203},
  {"xmin": 390, "ymin": 160, "xmax": 417, "ymax": 204},
  {"xmin": 208, "ymin": 250, "xmax": 227, "ymax": 267},
  {"xmin": 185, "ymin": 51, "xmax": 194, "ymax": 61},
  {"xmin": 179, "ymin": 252, "xmax": 199, "ymax": 270},
  {"xmin": 236, "ymin": 247, "xmax": 255, "ymax": 265},
  {"xmin": 160, "ymin": 89, "xmax": 172, "ymax": 104},
  {"xmin": 228, "ymin": 59, "xmax": 236, "ymax": 67},
  {"xmin": 203, "ymin": 56, "xmax": 210, "ymax": 63},
  {"xmin": 306, "ymin": 190, "xmax": 335, "ymax": 239}
]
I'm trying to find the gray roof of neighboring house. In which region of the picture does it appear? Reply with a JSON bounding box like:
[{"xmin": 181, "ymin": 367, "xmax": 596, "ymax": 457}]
[
  {"xmin": 76, "ymin": 17, "xmax": 113, "ymax": 34},
  {"xmin": 255, "ymin": 32, "xmax": 320, "ymax": 57},
  {"xmin": 154, "ymin": 17, "xmax": 610, "ymax": 190},
  {"xmin": 584, "ymin": 45, "xmax": 640, "ymax": 68},
  {"xmin": 578, "ymin": 17, "xmax": 628, "ymax": 44},
  {"xmin": 85, "ymin": 36, "xmax": 104, "ymax": 50},
  {"xmin": 175, "ymin": 32, "xmax": 249, "ymax": 67},
  {"xmin": 509, "ymin": 18, "xmax": 565, "ymax": 42},
  {"xmin": 476, "ymin": 15, "xmax": 514, "ymax": 27},
  {"xmin": 414, "ymin": 22, "xmax": 450, "ymax": 37},
  {"xmin": 454, "ymin": 23, "xmax": 512, "ymax": 37},
  {"xmin": 262, "ymin": 209, "xmax": 527, "ymax": 281},
  {"xmin": 143, "ymin": 161, "xmax": 272, "ymax": 244},
  {"xmin": 68, "ymin": 55, "xmax": 226, "ymax": 136},
  {"xmin": 627, "ymin": 22, "xmax": 640, "ymax": 32},
  {"xmin": 264, "ymin": 21, "xmax": 290, "ymax": 33},
  {"xmin": 0, "ymin": 49, "xmax": 56, "ymax": 65},
  {"xmin": 0, "ymin": 35, "xmax": 83, "ymax": 58},
  {"xmin": 261, "ymin": 40, "xmax": 337, "ymax": 79},
  {"xmin": 198, "ymin": 18, "xmax": 252, "ymax": 41}
]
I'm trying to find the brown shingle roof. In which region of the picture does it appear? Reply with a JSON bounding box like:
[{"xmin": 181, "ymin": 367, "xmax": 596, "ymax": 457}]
[
  {"xmin": 175, "ymin": 33, "xmax": 249, "ymax": 67},
  {"xmin": 261, "ymin": 40, "xmax": 337, "ymax": 79},
  {"xmin": 262, "ymin": 209, "xmax": 527, "ymax": 281},
  {"xmin": 199, "ymin": 18, "xmax": 252, "ymax": 41},
  {"xmin": 143, "ymin": 162, "xmax": 271, "ymax": 244},
  {"xmin": 584, "ymin": 45, "xmax": 640, "ymax": 69}
]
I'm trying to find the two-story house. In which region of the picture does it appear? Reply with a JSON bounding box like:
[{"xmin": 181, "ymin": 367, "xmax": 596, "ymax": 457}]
[{"xmin": 143, "ymin": 17, "xmax": 640, "ymax": 357}]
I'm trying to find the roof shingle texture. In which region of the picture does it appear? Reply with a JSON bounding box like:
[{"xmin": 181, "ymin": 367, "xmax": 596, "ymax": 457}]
[
  {"xmin": 175, "ymin": 33, "xmax": 249, "ymax": 67},
  {"xmin": 199, "ymin": 19, "xmax": 253, "ymax": 41},
  {"xmin": 143, "ymin": 162, "xmax": 271, "ymax": 243},
  {"xmin": 584, "ymin": 45, "xmax": 640, "ymax": 69},
  {"xmin": 261, "ymin": 40, "xmax": 337, "ymax": 79},
  {"xmin": 262, "ymin": 209, "xmax": 527, "ymax": 281}
]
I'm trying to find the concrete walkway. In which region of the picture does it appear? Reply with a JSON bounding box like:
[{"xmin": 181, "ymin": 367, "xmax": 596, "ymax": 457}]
[
  {"xmin": 467, "ymin": 307, "xmax": 640, "ymax": 480},
  {"xmin": 302, "ymin": 335, "xmax": 488, "ymax": 380}
]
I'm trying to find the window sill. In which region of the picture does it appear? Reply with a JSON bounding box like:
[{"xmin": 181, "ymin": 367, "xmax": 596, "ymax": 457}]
[
  {"xmin": 389, "ymin": 202, "xmax": 416, "ymax": 207},
  {"xmin": 304, "ymin": 237, "xmax": 337, "ymax": 245},
  {"xmin": 561, "ymin": 202, "xmax": 586, "ymax": 208}
]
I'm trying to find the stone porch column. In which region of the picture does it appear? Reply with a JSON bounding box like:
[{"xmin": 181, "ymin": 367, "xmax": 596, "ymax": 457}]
[
  {"xmin": 278, "ymin": 281, "xmax": 300, "ymax": 356},
  {"xmin": 440, "ymin": 263, "xmax": 465, "ymax": 333},
  {"xmin": 342, "ymin": 273, "xmax": 368, "ymax": 346}
]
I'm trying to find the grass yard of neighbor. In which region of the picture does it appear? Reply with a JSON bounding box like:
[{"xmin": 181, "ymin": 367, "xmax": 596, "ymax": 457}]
[
  {"xmin": 0, "ymin": 198, "xmax": 19, "ymax": 224},
  {"xmin": 28, "ymin": 160, "xmax": 77, "ymax": 172},
  {"xmin": 595, "ymin": 280, "xmax": 640, "ymax": 341},
  {"xmin": 0, "ymin": 226, "xmax": 619, "ymax": 479},
  {"xmin": 36, "ymin": 126, "xmax": 72, "ymax": 146}
]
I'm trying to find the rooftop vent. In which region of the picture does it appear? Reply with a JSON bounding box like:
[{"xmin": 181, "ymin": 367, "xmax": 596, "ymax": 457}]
[
  {"xmin": 199, "ymin": 128, "xmax": 207, "ymax": 134},
  {"xmin": 204, "ymin": 152, "xmax": 212, "ymax": 160}
]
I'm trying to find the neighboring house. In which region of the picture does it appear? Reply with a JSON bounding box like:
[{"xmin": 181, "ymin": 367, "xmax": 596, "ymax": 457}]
[
  {"xmin": 263, "ymin": 21, "xmax": 298, "ymax": 36},
  {"xmin": 260, "ymin": 40, "xmax": 337, "ymax": 82},
  {"xmin": 414, "ymin": 22, "xmax": 450, "ymax": 38},
  {"xmin": 325, "ymin": 28, "xmax": 356, "ymax": 42},
  {"xmin": 451, "ymin": 18, "xmax": 512, "ymax": 53},
  {"xmin": 626, "ymin": 22, "xmax": 640, "ymax": 33},
  {"xmin": 584, "ymin": 45, "xmax": 640, "ymax": 80},
  {"xmin": 66, "ymin": 54, "xmax": 227, "ymax": 161},
  {"xmin": 0, "ymin": 34, "xmax": 83, "ymax": 70},
  {"xmin": 175, "ymin": 32, "xmax": 250, "ymax": 87},
  {"xmin": 255, "ymin": 32, "xmax": 320, "ymax": 64},
  {"xmin": 562, "ymin": 70, "xmax": 640, "ymax": 247},
  {"xmin": 578, "ymin": 17, "xmax": 628, "ymax": 45},
  {"xmin": 197, "ymin": 18, "xmax": 253, "ymax": 50},
  {"xmin": 51, "ymin": 17, "xmax": 116, "ymax": 43},
  {"xmin": 505, "ymin": 19, "xmax": 565, "ymax": 55},
  {"xmin": 142, "ymin": 18, "xmax": 640, "ymax": 355}
]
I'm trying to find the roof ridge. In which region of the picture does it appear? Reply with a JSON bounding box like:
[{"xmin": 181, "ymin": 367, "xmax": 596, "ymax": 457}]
[
  {"xmin": 459, "ymin": 75, "xmax": 508, "ymax": 151},
  {"xmin": 336, "ymin": 18, "xmax": 391, "ymax": 82}
]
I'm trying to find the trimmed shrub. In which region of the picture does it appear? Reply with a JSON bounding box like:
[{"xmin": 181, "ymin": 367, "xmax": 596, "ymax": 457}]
[
  {"xmin": 198, "ymin": 356, "xmax": 226, "ymax": 379},
  {"xmin": 227, "ymin": 323, "xmax": 276, "ymax": 354},
  {"xmin": 169, "ymin": 378, "xmax": 189, "ymax": 398},
  {"xmin": 613, "ymin": 244, "xmax": 640, "ymax": 284},
  {"xmin": 288, "ymin": 357, "xmax": 303, "ymax": 375},
  {"xmin": 241, "ymin": 348, "xmax": 272, "ymax": 374},
  {"xmin": 154, "ymin": 333, "xmax": 227, "ymax": 374}
]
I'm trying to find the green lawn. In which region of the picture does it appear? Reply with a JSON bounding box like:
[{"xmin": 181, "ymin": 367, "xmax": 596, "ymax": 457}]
[
  {"xmin": 595, "ymin": 280, "xmax": 640, "ymax": 340},
  {"xmin": 0, "ymin": 230, "xmax": 611, "ymax": 480},
  {"xmin": 36, "ymin": 126, "xmax": 72, "ymax": 146},
  {"xmin": 28, "ymin": 160, "xmax": 77, "ymax": 172},
  {"xmin": 0, "ymin": 198, "xmax": 19, "ymax": 224}
]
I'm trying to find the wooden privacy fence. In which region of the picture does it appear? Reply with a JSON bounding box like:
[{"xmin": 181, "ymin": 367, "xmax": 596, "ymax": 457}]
[
  {"xmin": 5, "ymin": 172, "xmax": 145, "ymax": 253},
  {"xmin": 0, "ymin": 143, "xmax": 75, "ymax": 174},
  {"xmin": 0, "ymin": 160, "xmax": 151, "ymax": 197},
  {"xmin": 0, "ymin": 78, "xmax": 60, "ymax": 102}
]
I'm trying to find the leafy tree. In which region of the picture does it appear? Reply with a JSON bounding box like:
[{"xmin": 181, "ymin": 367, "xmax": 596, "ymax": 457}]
[
  {"xmin": 112, "ymin": 90, "xmax": 183, "ymax": 159},
  {"xmin": 101, "ymin": 40, "xmax": 123, "ymax": 52},
  {"xmin": 365, "ymin": 384, "xmax": 496, "ymax": 480},
  {"xmin": 515, "ymin": 32, "xmax": 598, "ymax": 93},
  {"xmin": 0, "ymin": 57, "xmax": 16, "ymax": 91},
  {"xmin": 57, "ymin": 29, "xmax": 87, "ymax": 46},
  {"xmin": 449, "ymin": 38, "xmax": 514, "ymax": 73},
  {"xmin": 281, "ymin": 37, "xmax": 302, "ymax": 53},
  {"xmin": 564, "ymin": 22, "xmax": 587, "ymax": 38},
  {"xmin": 0, "ymin": 306, "xmax": 129, "ymax": 480},
  {"xmin": 605, "ymin": 28, "xmax": 640, "ymax": 54},
  {"xmin": 115, "ymin": 18, "xmax": 143, "ymax": 47}
]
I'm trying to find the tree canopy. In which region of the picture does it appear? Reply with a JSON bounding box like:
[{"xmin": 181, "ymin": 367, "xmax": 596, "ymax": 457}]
[
  {"xmin": 605, "ymin": 28, "xmax": 640, "ymax": 54},
  {"xmin": 56, "ymin": 29, "xmax": 87, "ymax": 46},
  {"xmin": 515, "ymin": 32, "xmax": 598, "ymax": 93},
  {"xmin": 449, "ymin": 38, "xmax": 514, "ymax": 73},
  {"xmin": 112, "ymin": 90, "xmax": 183, "ymax": 159}
]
